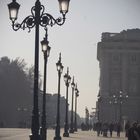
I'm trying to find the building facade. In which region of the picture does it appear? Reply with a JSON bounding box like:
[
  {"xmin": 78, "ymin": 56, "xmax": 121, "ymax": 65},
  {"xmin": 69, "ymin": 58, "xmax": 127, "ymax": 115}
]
[{"xmin": 97, "ymin": 29, "xmax": 140, "ymax": 124}]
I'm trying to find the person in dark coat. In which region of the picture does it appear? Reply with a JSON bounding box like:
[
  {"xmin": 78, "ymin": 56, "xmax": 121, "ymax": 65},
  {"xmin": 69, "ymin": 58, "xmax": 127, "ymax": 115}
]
[
  {"xmin": 128, "ymin": 121, "xmax": 138, "ymax": 140},
  {"xmin": 125, "ymin": 121, "xmax": 130, "ymax": 137},
  {"xmin": 102, "ymin": 122, "xmax": 108, "ymax": 137},
  {"xmin": 109, "ymin": 122, "xmax": 114, "ymax": 137},
  {"xmin": 116, "ymin": 122, "xmax": 121, "ymax": 137},
  {"xmin": 96, "ymin": 121, "xmax": 102, "ymax": 136},
  {"xmin": 137, "ymin": 124, "xmax": 140, "ymax": 137},
  {"xmin": 134, "ymin": 124, "xmax": 140, "ymax": 140}
]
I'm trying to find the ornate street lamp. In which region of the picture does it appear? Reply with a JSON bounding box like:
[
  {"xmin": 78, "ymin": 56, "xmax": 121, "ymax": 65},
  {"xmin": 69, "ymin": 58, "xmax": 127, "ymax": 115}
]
[
  {"xmin": 74, "ymin": 84, "xmax": 79, "ymax": 132},
  {"xmin": 8, "ymin": 0, "xmax": 70, "ymax": 140},
  {"xmin": 69, "ymin": 76, "xmax": 75, "ymax": 133},
  {"xmin": 111, "ymin": 91, "xmax": 128, "ymax": 123},
  {"xmin": 54, "ymin": 53, "xmax": 64, "ymax": 140},
  {"xmin": 63, "ymin": 67, "xmax": 71, "ymax": 137},
  {"xmin": 40, "ymin": 28, "xmax": 51, "ymax": 140}
]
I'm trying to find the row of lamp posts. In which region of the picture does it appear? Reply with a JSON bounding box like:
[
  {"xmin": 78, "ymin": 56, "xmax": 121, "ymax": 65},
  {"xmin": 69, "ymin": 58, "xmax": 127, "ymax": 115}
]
[
  {"xmin": 7, "ymin": 0, "xmax": 79, "ymax": 140},
  {"xmin": 62, "ymin": 64, "xmax": 79, "ymax": 138}
]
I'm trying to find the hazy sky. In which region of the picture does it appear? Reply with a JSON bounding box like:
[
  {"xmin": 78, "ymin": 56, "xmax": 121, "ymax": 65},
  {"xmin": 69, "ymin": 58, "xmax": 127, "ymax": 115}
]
[{"xmin": 0, "ymin": 0, "xmax": 140, "ymax": 117}]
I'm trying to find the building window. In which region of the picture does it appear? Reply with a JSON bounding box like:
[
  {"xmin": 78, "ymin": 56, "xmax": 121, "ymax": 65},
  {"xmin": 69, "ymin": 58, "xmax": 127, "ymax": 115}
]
[
  {"xmin": 113, "ymin": 55, "xmax": 119, "ymax": 62},
  {"xmin": 111, "ymin": 54, "xmax": 121, "ymax": 64},
  {"xmin": 110, "ymin": 73, "xmax": 121, "ymax": 92},
  {"xmin": 129, "ymin": 54, "xmax": 137, "ymax": 65},
  {"xmin": 128, "ymin": 76, "xmax": 138, "ymax": 94}
]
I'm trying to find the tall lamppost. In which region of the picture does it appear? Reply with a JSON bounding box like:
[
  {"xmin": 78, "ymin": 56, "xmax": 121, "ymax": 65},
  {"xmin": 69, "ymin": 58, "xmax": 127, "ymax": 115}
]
[
  {"xmin": 54, "ymin": 53, "xmax": 64, "ymax": 140},
  {"xmin": 40, "ymin": 28, "xmax": 51, "ymax": 140},
  {"xmin": 69, "ymin": 76, "xmax": 75, "ymax": 133},
  {"xmin": 63, "ymin": 67, "xmax": 71, "ymax": 137},
  {"xmin": 74, "ymin": 84, "xmax": 79, "ymax": 132},
  {"xmin": 109, "ymin": 96, "xmax": 119, "ymax": 122},
  {"xmin": 8, "ymin": 0, "xmax": 70, "ymax": 140},
  {"xmin": 111, "ymin": 91, "xmax": 128, "ymax": 123}
]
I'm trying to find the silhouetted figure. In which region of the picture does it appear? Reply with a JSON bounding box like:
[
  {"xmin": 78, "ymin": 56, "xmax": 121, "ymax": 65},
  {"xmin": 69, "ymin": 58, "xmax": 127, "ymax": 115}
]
[
  {"xmin": 125, "ymin": 121, "xmax": 130, "ymax": 137},
  {"xmin": 128, "ymin": 121, "xmax": 138, "ymax": 140},
  {"xmin": 81, "ymin": 122, "xmax": 87, "ymax": 131},
  {"xmin": 96, "ymin": 121, "xmax": 102, "ymax": 136},
  {"xmin": 109, "ymin": 122, "xmax": 114, "ymax": 137},
  {"xmin": 102, "ymin": 122, "xmax": 108, "ymax": 137},
  {"xmin": 116, "ymin": 122, "xmax": 121, "ymax": 137},
  {"xmin": 136, "ymin": 124, "xmax": 140, "ymax": 140}
]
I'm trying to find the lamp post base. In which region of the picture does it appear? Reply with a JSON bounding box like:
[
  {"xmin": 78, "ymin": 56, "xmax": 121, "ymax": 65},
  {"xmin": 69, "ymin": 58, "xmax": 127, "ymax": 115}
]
[
  {"xmin": 69, "ymin": 129, "xmax": 74, "ymax": 133},
  {"xmin": 63, "ymin": 132, "xmax": 69, "ymax": 137},
  {"xmin": 29, "ymin": 134, "xmax": 41, "ymax": 140},
  {"xmin": 54, "ymin": 136, "xmax": 61, "ymax": 140}
]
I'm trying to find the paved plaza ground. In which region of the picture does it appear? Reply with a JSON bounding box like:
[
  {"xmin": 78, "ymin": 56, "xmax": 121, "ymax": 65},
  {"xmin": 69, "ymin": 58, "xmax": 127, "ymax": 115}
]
[{"xmin": 0, "ymin": 128, "xmax": 127, "ymax": 140}]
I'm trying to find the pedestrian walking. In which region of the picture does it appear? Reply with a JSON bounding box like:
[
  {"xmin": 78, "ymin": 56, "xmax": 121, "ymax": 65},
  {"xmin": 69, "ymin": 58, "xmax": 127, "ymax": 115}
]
[
  {"xmin": 116, "ymin": 122, "xmax": 121, "ymax": 137},
  {"xmin": 109, "ymin": 122, "xmax": 114, "ymax": 137},
  {"xmin": 96, "ymin": 121, "xmax": 102, "ymax": 136},
  {"xmin": 125, "ymin": 121, "xmax": 130, "ymax": 137},
  {"xmin": 102, "ymin": 122, "xmax": 108, "ymax": 137},
  {"xmin": 134, "ymin": 124, "xmax": 140, "ymax": 140},
  {"xmin": 128, "ymin": 121, "xmax": 138, "ymax": 140}
]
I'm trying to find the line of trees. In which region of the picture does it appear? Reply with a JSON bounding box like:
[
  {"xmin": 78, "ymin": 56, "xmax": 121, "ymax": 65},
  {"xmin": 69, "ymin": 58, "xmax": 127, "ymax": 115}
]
[
  {"xmin": 0, "ymin": 56, "xmax": 36, "ymax": 127},
  {"xmin": 0, "ymin": 56, "xmax": 82, "ymax": 128}
]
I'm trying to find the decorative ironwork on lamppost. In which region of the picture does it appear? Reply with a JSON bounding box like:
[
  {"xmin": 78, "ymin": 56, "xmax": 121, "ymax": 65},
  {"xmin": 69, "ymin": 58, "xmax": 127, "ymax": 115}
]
[
  {"xmin": 74, "ymin": 84, "xmax": 79, "ymax": 132},
  {"xmin": 110, "ymin": 91, "xmax": 128, "ymax": 123},
  {"xmin": 8, "ymin": 0, "xmax": 70, "ymax": 140},
  {"xmin": 69, "ymin": 76, "xmax": 75, "ymax": 133},
  {"xmin": 54, "ymin": 53, "xmax": 64, "ymax": 140},
  {"xmin": 40, "ymin": 28, "xmax": 51, "ymax": 140},
  {"xmin": 63, "ymin": 67, "xmax": 71, "ymax": 137}
]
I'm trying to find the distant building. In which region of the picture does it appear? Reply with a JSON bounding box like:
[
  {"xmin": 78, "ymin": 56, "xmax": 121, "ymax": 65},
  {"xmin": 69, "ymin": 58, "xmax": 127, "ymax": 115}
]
[
  {"xmin": 97, "ymin": 29, "xmax": 140, "ymax": 124},
  {"xmin": 38, "ymin": 92, "xmax": 66, "ymax": 128},
  {"xmin": 0, "ymin": 90, "xmax": 66, "ymax": 128},
  {"xmin": 0, "ymin": 90, "xmax": 81, "ymax": 128}
]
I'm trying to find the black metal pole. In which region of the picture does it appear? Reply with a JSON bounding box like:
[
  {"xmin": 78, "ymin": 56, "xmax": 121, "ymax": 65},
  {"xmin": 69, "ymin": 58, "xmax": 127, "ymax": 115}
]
[
  {"xmin": 74, "ymin": 94, "xmax": 77, "ymax": 132},
  {"xmin": 54, "ymin": 71, "xmax": 61, "ymax": 140},
  {"xmin": 8, "ymin": 0, "xmax": 70, "ymax": 140},
  {"xmin": 97, "ymin": 103, "xmax": 99, "ymax": 122},
  {"xmin": 119, "ymin": 102, "xmax": 122, "ymax": 123},
  {"xmin": 63, "ymin": 71, "xmax": 69, "ymax": 137},
  {"xmin": 30, "ymin": 1, "xmax": 41, "ymax": 140},
  {"xmin": 41, "ymin": 52, "xmax": 48, "ymax": 140},
  {"xmin": 70, "ymin": 83, "xmax": 74, "ymax": 133}
]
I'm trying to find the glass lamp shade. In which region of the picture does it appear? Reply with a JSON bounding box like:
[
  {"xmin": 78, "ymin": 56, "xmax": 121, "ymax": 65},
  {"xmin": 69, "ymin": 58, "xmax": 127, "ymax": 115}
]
[
  {"xmin": 60, "ymin": 65, "xmax": 64, "ymax": 73},
  {"xmin": 126, "ymin": 95, "xmax": 128, "ymax": 98},
  {"xmin": 56, "ymin": 62, "xmax": 61, "ymax": 71},
  {"xmin": 64, "ymin": 74, "xmax": 71, "ymax": 84},
  {"xmin": 114, "ymin": 100, "xmax": 117, "ymax": 104},
  {"xmin": 76, "ymin": 91, "xmax": 79, "ymax": 97},
  {"xmin": 113, "ymin": 95, "xmax": 116, "ymax": 98},
  {"xmin": 71, "ymin": 82, "xmax": 75, "ymax": 89},
  {"xmin": 41, "ymin": 38, "xmax": 50, "ymax": 57},
  {"xmin": 75, "ymin": 88, "xmax": 79, "ymax": 97},
  {"xmin": 64, "ymin": 74, "xmax": 68, "ymax": 83},
  {"xmin": 119, "ymin": 94, "xmax": 122, "ymax": 98},
  {"xmin": 56, "ymin": 62, "xmax": 63, "ymax": 73},
  {"xmin": 68, "ymin": 75, "xmax": 71, "ymax": 83},
  {"xmin": 58, "ymin": 0, "xmax": 70, "ymax": 15},
  {"xmin": 8, "ymin": 0, "xmax": 20, "ymax": 22}
]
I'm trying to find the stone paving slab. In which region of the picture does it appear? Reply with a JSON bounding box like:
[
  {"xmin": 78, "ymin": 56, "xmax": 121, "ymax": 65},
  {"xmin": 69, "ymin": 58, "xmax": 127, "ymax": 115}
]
[{"xmin": 0, "ymin": 128, "xmax": 127, "ymax": 140}]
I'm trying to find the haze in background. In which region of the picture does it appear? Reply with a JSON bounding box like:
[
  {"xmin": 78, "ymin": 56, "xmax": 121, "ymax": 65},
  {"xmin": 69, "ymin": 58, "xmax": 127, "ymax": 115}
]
[{"xmin": 0, "ymin": 0, "xmax": 140, "ymax": 117}]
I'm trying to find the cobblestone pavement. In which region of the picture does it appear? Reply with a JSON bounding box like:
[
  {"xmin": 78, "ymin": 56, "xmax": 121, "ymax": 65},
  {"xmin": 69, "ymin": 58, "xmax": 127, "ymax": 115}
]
[{"xmin": 0, "ymin": 128, "xmax": 127, "ymax": 140}]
